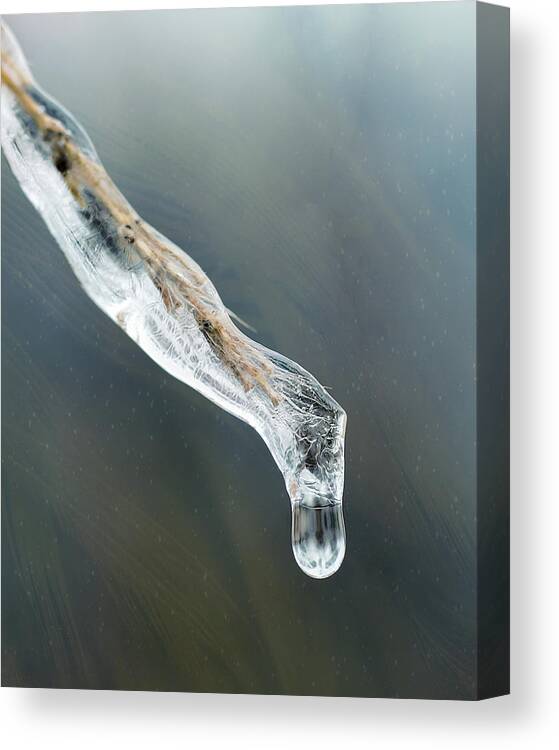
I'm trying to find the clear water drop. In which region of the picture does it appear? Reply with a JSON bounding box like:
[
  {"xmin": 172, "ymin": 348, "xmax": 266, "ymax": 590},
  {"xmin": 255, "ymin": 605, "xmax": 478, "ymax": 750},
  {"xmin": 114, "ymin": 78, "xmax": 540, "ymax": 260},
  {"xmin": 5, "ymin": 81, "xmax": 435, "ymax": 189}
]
[{"xmin": 291, "ymin": 501, "xmax": 346, "ymax": 579}]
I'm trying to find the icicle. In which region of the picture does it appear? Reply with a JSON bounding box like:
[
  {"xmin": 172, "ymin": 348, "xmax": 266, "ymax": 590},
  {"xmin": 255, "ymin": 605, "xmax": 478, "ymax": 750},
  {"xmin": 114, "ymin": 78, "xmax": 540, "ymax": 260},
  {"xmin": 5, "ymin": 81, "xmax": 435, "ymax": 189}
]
[{"xmin": 1, "ymin": 22, "xmax": 346, "ymax": 577}]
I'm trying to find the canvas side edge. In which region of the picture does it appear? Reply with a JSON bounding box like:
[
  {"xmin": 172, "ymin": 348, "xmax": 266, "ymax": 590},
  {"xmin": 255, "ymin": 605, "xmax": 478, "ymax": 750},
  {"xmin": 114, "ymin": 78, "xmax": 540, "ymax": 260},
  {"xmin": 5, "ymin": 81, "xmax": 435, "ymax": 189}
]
[{"xmin": 475, "ymin": 1, "xmax": 511, "ymax": 701}]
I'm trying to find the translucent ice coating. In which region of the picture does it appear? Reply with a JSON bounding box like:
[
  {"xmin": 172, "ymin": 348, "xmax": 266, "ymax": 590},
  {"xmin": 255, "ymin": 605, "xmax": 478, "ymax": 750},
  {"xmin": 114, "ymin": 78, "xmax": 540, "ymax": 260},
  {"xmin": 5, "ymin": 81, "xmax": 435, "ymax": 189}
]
[{"xmin": 1, "ymin": 23, "xmax": 346, "ymax": 578}]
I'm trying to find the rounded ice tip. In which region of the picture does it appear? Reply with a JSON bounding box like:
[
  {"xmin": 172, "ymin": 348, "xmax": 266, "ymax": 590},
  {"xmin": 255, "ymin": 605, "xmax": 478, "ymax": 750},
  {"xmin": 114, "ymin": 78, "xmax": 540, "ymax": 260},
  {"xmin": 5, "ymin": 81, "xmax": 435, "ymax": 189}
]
[{"xmin": 291, "ymin": 500, "xmax": 346, "ymax": 579}]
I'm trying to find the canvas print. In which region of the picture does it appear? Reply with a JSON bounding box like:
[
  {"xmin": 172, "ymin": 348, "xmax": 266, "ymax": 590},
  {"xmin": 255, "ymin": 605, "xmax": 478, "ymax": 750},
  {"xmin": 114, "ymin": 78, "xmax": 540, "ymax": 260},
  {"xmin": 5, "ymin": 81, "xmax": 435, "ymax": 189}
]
[{"xmin": 1, "ymin": 2, "xmax": 509, "ymax": 699}]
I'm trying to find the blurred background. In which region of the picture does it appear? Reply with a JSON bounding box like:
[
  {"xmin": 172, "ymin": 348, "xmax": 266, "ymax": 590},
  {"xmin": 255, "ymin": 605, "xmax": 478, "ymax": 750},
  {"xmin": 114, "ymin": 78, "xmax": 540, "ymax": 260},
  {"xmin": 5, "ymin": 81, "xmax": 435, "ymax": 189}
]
[{"xmin": 2, "ymin": 3, "xmax": 477, "ymax": 698}]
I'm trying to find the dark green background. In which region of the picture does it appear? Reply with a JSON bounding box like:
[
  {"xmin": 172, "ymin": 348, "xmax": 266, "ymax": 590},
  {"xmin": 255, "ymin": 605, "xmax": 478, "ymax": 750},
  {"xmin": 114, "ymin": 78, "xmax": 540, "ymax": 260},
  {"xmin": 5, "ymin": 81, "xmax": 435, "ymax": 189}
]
[{"xmin": 2, "ymin": 3, "xmax": 480, "ymax": 698}]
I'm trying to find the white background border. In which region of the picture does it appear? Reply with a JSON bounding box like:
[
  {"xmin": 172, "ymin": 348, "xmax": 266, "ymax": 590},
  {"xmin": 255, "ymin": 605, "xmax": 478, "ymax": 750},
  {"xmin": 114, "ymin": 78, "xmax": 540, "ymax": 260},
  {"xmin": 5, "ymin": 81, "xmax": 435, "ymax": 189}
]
[{"xmin": 1, "ymin": 0, "xmax": 557, "ymax": 746}]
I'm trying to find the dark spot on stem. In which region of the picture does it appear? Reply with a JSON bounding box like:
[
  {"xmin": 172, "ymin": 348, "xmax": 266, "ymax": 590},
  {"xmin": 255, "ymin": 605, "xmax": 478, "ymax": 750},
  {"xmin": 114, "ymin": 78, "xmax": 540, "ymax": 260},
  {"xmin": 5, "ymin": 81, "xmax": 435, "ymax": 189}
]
[{"xmin": 54, "ymin": 152, "xmax": 70, "ymax": 175}]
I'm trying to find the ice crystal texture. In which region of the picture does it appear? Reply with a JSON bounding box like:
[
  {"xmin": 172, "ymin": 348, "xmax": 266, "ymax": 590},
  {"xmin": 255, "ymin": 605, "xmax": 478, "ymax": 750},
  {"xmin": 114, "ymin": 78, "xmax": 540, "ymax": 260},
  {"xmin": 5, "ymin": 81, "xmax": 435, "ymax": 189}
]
[{"xmin": 1, "ymin": 23, "xmax": 346, "ymax": 578}]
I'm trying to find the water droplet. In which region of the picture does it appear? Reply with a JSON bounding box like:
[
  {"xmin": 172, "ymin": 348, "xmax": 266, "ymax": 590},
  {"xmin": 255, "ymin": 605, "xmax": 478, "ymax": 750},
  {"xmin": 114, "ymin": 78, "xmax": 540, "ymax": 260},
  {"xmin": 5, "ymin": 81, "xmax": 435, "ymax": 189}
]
[{"xmin": 291, "ymin": 501, "xmax": 346, "ymax": 579}]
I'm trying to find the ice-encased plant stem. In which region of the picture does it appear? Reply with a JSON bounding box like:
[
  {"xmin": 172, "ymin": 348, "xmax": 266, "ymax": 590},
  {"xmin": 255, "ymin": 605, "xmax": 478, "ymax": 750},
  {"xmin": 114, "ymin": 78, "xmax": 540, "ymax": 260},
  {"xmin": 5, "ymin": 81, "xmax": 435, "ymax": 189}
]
[{"xmin": 1, "ymin": 22, "xmax": 347, "ymax": 578}]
